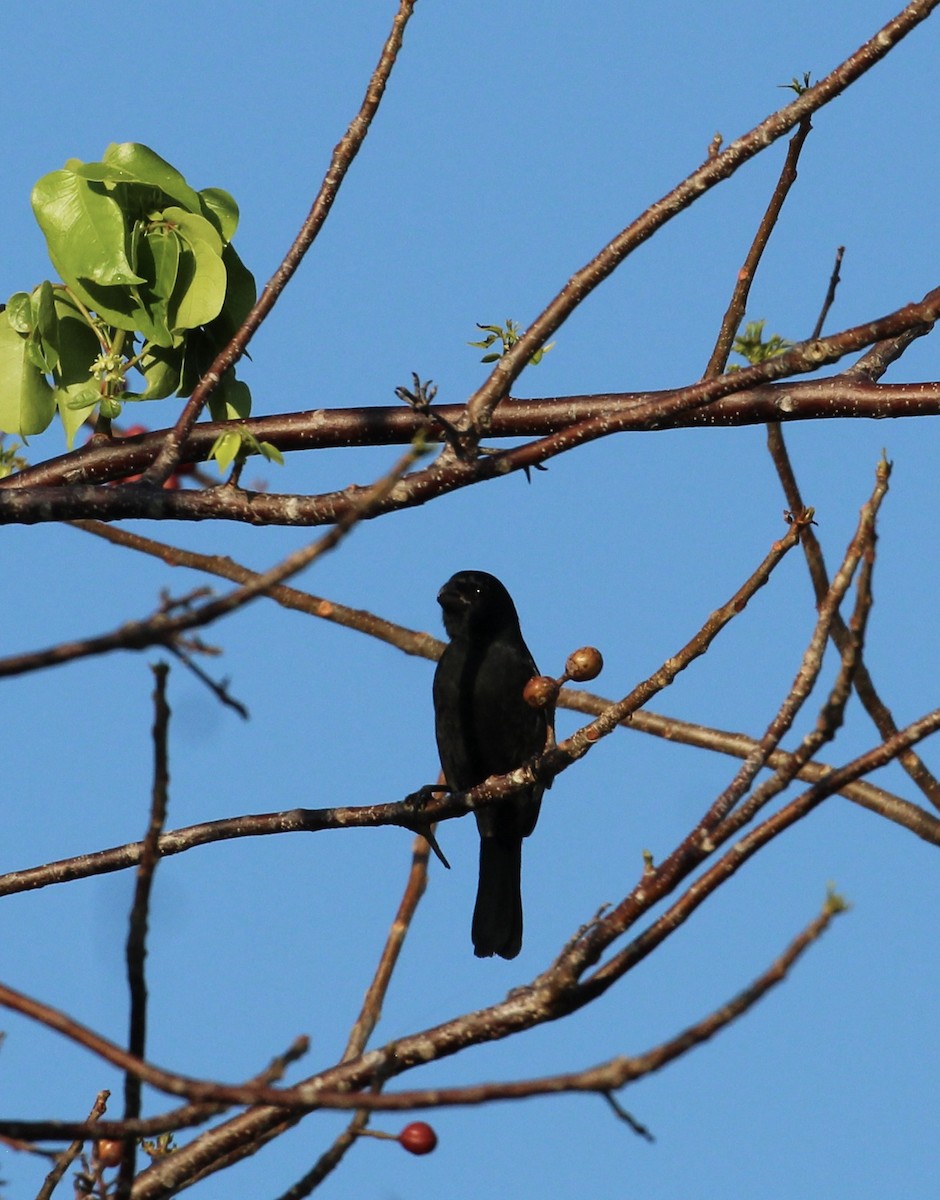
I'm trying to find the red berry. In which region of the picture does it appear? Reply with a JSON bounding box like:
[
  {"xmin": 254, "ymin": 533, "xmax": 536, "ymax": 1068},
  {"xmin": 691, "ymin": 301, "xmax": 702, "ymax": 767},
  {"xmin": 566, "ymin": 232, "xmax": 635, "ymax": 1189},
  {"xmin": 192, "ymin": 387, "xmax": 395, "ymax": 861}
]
[{"xmin": 398, "ymin": 1121, "xmax": 438, "ymax": 1155}]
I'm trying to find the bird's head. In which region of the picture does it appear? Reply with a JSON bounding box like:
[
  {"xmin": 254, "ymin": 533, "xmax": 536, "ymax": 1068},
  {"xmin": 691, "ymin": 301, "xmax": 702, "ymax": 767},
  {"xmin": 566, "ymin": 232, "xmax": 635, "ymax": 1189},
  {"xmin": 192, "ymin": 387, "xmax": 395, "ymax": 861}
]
[{"xmin": 437, "ymin": 570, "xmax": 521, "ymax": 640}]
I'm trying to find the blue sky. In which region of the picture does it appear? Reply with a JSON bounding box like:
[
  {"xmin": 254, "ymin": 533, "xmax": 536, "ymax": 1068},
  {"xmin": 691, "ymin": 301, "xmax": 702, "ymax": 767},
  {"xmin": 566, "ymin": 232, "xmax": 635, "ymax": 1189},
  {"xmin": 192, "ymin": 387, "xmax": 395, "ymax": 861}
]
[{"xmin": 3, "ymin": 3, "xmax": 940, "ymax": 1198}]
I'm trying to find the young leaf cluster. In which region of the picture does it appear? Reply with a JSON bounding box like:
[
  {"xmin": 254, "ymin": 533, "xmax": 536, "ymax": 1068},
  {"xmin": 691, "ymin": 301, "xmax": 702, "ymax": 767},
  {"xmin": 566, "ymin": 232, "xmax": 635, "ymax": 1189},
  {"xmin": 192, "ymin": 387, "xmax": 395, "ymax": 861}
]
[
  {"xmin": 468, "ymin": 319, "xmax": 554, "ymax": 366},
  {"xmin": 730, "ymin": 318, "xmax": 793, "ymax": 367},
  {"xmin": 0, "ymin": 143, "xmax": 256, "ymax": 446}
]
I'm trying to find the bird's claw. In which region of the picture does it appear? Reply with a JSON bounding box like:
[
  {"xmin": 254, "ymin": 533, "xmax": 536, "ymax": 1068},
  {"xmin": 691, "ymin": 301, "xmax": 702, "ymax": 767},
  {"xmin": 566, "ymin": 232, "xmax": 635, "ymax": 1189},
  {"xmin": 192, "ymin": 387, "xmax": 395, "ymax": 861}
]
[{"xmin": 403, "ymin": 783, "xmax": 452, "ymax": 869}]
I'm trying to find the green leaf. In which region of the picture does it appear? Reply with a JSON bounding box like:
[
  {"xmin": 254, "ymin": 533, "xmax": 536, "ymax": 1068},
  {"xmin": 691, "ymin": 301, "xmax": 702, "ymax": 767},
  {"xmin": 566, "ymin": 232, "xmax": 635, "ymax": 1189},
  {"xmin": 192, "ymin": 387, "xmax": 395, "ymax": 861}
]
[
  {"xmin": 208, "ymin": 373, "xmax": 251, "ymax": 422},
  {"xmin": 127, "ymin": 344, "xmax": 183, "ymax": 400},
  {"xmin": 258, "ymin": 440, "xmax": 284, "ymax": 466},
  {"xmin": 25, "ymin": 337, "xmax": 54, "ymax": 374},
  {"xmin": 32, "ymin": 281, "xmax": 58, "ymax": 345},
  {"xmin": 154, "ymin": 207, "xmax": 227, "ymax": 332},
  {"xmin": 26, "ymin": 281, "xmax": 60, "ymax": 373},
  {"xmin": 199, "ymin": 187, "xmax": 240, "ymax": 242},
  {"xmin": 0, "ymin": 312, "xmax": 56, "ymax": 436},
  {"xmin": 163, "ymin": 206, "xmax": 223, "ymax": 257},
  {"xmin": 71, "ymin": 161, "xmax": 142, "ymax": 186},
  {"xmin": 732, "ymin": 318, "xmax": 792, "ymax": 365},
  {"xmin": 102, "ymin": 143, "xmax": 202, "ymax": 213},
  {"xmin": 131, "ymin": 224, "xmax": 183, "ymax": 346},
  {"xmin": 62, "ymin": 384, "xmax": 100, "ymax": 411},
  {"xmin": 64, "ymin": 278, "xmax": 142, "ymax": 334},
  {"xmin": 169, "ymin": 242, "xmax": 227, "ymax": 331},
  {"xmin": 32, "ymin": 169, "xmax": 144, "ymax": 287},
  {"xmin": 52, "ymin": 291, "xmax": 105, "ymax": 446},
  {"xmin": 52, "ymin": 291, "xmax": 102, "ymax": 384},
  {"xmin": 208, "ymin": 426, "xmax": 279, "ymax": 473},
  {"xmin": 209, "ymin": 429, "xmax": 243, "ymax": 473},
  {"xmin": 205, "ymin": 243, "xmax": 256, "ymax": 344},
  {"xmin": 5, "ymin": 292, "xmax": 32, "ymax": 333}
]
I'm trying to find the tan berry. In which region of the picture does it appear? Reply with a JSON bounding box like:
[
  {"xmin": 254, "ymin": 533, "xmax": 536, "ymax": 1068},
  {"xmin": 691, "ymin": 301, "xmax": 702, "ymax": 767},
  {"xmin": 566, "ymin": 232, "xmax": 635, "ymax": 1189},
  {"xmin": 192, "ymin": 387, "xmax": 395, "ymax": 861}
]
[
  {"xmin": 565, "ymin": 646, "xmax": 603, "ymax": 682},
  {"xmin": 523, "ymin": 675, "xmax": 559, "ymax": 708}
]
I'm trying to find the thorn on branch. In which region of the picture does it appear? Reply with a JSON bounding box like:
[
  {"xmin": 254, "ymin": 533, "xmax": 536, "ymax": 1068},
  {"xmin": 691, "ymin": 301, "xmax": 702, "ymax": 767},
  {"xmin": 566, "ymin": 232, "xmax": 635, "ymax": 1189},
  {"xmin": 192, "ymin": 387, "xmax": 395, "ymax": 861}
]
[
  {"xmin": 602, "ymin": 1091, "xmax": 655, "ymax": 1142},
  {"xmin": 522, "ymin": 461, "xmax": 549, "ymax": 483}
]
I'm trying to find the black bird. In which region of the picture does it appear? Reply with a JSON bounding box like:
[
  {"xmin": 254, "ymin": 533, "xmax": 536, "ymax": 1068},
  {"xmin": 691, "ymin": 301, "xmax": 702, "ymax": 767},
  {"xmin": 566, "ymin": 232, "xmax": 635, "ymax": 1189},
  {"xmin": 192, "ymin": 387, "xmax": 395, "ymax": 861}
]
[{"xmin": 433, "ymin": 571, "xmax": 550, "ymax": 959}]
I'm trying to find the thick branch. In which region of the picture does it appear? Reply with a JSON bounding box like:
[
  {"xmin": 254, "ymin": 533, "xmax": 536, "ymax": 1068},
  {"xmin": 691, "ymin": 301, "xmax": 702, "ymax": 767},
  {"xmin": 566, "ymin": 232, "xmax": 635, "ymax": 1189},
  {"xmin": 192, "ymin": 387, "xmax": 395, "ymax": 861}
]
[{"xmin": 4, "ymin": 376, "xmax": 939, "ymax": 497}]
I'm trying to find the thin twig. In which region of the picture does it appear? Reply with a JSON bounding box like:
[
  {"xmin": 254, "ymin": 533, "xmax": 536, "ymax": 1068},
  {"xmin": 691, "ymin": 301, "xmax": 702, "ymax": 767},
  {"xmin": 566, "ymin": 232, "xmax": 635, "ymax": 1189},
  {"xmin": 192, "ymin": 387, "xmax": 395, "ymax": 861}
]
[
  {"xmin": 165, "ymin": 641, "xmax": 249, "ymax": 720},
  {"xmin": 274, "ymin": 833, "xmax": 434, "ymax": 1198},
  {"xmin": 6, "ymin": 369, "xmax": 940, "ymax": 494},
  {"xmin": 566, "ymin": 700, "xmax": 940, "ymax": 846},
  {"xmin": 0, "ymin": 441, "xmax": 427, "ymax": 678},
  {"xmin": 3, "ymin": 696, "xmax": 936, "ymax": 1158},
  {"xmin": 34, "ymin": 1091, "xmax": 109, "ymax": 1200},
  {"xmin": 559, "ymin": 461, "xmax": 886, "ymax": 987},
  {"xmin": 765, "ymin": 287, "xmax": 940, "ymax": 813},
  {"xmin": 116, "ymin": 664, "xmax": 171, "ymax": 1197},
  {"xmin": 344, "ymin": 832, "xmax": 432, "ymax": 1061},
  {"xmin": 550, "ymin": 509, "xmax": 810, "ymax": 771},
  {"xmin": 712, "ymin": 481, "xmax": 877, "ymax": 843},
  {"xmin": 698, "ymin": 457, "xmax": 885, "ymax": 834},
  {"xmin": 462, "ymin": 1, "xmax": 939, "ymax": 432},
  {"xmin": 0, "ymin": 1040, "xmax": 310, "ymax": 1145},
  {"xmin": 0, "ymin": 898, "xmax": 847, "ymax": 1120},
  {"xmin": 810, "ymin": 245, "xmax": 845, "ymax": 339},
  {"xmin": 704, "ymin": 117, "xmax": 813, "ymax": 379},
  {"xmin": 54, "ymin": 516, "xmax": 940, "ymax": 847},
  {"xmin": 141, "ymin": 0, "xmax": 419, "ymax": 486},
  {"xmin": 70, "ymin": 520, "xmax": 441, "ymax": 659},
  {"xmin": 583, "ymin": 703, "xmax": 940, "ymax": 998}
]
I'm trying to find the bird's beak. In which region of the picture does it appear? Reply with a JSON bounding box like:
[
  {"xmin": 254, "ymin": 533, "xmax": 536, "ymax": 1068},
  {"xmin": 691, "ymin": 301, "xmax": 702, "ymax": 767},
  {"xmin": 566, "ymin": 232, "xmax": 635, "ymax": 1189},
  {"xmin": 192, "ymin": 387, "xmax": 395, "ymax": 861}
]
[{"xmin": 437, "ymin": 580, "xmax": 462, "ymax": 610}]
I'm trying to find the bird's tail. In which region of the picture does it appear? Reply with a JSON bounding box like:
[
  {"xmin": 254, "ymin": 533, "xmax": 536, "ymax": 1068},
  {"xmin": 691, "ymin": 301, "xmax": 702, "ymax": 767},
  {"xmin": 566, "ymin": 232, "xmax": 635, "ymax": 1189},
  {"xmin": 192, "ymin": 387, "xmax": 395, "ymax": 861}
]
[{"xmin": 472, "ymin": 835, "xmax": 523, "ymax": 959}]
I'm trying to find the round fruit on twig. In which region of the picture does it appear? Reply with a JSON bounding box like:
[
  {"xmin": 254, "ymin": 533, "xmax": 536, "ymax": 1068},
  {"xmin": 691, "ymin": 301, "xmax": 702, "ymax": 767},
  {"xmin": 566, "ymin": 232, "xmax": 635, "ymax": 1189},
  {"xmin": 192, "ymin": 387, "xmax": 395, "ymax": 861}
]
[
  {"xmin": 95, "ymin": 1139, "xmax": 124, "ymax": 1168},
  {"xmin": 564, "ymin": 646, "xmax": 603, "ymax": 683},
  {"xmin": 523, "ymin": 675, "xmax": 560, "ymax": 708},
  {"xmin": 398, "ymin": 1121, "xmax": 438, "ymax": 1155}
]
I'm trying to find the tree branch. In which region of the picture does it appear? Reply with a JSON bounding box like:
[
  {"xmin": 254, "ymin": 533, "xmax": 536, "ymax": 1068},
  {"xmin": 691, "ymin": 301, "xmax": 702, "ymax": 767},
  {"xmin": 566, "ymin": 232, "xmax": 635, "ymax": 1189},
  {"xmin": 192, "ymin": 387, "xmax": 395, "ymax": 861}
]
[
  {"xmin": 3, "ymin": 289, "xmax": 938, "ymax": 527},
  {"xmin": 704, "ymin": 117, "xmax": 814, "ymax": 378},
  {"xmin": 0, "ymin": 442, "xmax": 426, "ymax": 677},
  {"xmin": 140, "ymin": 0, "xmax": 419, "ymax": 486},
  {"xmin": 461, "ymin": 0, "xmax": 940, "ymax": 431}
]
